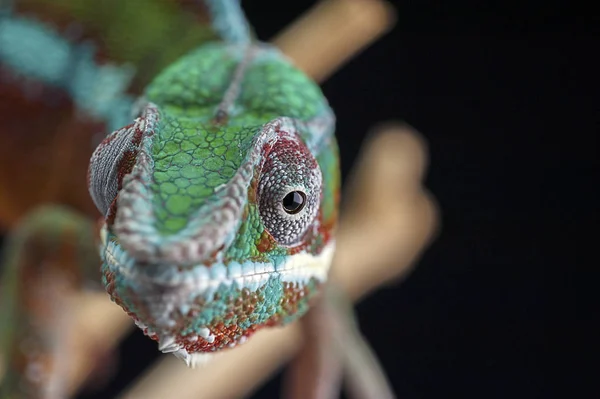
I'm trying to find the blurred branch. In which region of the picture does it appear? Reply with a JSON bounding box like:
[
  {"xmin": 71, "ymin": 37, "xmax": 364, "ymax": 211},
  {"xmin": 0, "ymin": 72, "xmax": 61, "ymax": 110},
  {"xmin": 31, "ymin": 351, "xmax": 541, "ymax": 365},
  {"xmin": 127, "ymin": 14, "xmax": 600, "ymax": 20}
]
[
  {"xmin": 273, "ymin": 0, "xmax": 396, "ymax": 82},
  {"xmin": 64, "ymin": 293, "xmax": 132, "ymax": 395}
]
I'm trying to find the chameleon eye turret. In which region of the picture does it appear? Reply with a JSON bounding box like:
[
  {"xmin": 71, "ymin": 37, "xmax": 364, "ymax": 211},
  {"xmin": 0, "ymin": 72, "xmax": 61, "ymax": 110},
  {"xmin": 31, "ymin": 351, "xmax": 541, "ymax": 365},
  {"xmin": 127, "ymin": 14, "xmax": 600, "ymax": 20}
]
[
  {"xmin": 88, "ymin": 105, "xmax": 156, "ymax": 225},
  {"xmin": 257, "ymin": 130, "xmax": 322, "ymax": 246}
]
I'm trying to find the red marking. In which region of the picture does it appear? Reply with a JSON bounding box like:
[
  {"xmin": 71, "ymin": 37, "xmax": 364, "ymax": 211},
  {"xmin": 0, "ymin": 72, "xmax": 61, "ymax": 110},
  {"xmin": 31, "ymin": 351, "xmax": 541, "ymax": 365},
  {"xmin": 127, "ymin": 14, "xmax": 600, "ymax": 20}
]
[
  {"xmin": 124, "ymin": 277, "xmax": 324, "ymax": 354},
  {"xmin": 261, "ymin": 133, "xmax": 319, "ymax": 177},
  {"xmin": 107, "ymin": 272, "xmax": 324, "ymax": 355},
  {"xmin": 200, "ymin": 244, "xmax": 225, "ymax": 267},
  {"xmin": 103, "ymin": 269, "xmax": 118, "ymax": 300},
  {"xmin": 280, "ymin": 281, "xmax": 310, "ymax": 316},
  {"xmin": 283, "ymin": 207, "xmax": 336, "ymax": 256},
  {"xmin": 247, "ymin": 171, "xmax": 260, "ymax": 204},
  {"xmin": 261, "ymin": 141, "xmax": 274, "ymax": 156},
  {"xmin": 256, "ymin": 230, "xmax": 276, "ymax": 253}
]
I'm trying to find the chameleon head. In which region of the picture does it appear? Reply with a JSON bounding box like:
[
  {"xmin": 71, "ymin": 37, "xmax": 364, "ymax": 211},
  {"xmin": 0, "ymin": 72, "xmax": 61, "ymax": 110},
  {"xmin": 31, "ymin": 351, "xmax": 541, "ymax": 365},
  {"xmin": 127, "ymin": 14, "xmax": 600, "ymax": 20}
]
[{"xmin": 87, "ymin": 44, "xmax": 340, "ymax": 364}]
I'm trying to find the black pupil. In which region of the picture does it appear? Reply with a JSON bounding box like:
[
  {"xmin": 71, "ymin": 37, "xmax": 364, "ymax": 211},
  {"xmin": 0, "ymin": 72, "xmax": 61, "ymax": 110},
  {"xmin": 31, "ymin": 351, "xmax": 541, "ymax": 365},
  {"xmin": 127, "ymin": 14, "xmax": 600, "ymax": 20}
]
[{"xmin": 282, "ymin": 191, "xmax": 306, "ymax": 214}]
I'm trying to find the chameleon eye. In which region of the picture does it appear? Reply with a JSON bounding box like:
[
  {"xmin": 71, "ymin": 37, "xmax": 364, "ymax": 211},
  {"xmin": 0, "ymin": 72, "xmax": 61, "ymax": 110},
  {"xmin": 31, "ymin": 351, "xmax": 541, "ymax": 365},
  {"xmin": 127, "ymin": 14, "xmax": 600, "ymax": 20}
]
[
  {"xmin": 88, "ymin": 104, "xmax": 156, "ymax": 220},
  {"xmin": 88, "ymin": 125, "xmax": 139, "ymax": 218},
  {"xmin": 282, "ymin": 191, "xmax": 306, "ymax": 214},
  {"xmin": 257, "ymin": 133, "xmax": 322, "ymax": 246}
]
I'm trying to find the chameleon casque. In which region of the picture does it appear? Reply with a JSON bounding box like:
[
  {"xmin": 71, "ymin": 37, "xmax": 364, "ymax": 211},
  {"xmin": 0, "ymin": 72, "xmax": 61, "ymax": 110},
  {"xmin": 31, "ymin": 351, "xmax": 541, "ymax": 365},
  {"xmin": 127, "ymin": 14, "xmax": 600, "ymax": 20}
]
[{"xmin": 87, "ymin": 0, "xmax": 340, "ymax": 366}]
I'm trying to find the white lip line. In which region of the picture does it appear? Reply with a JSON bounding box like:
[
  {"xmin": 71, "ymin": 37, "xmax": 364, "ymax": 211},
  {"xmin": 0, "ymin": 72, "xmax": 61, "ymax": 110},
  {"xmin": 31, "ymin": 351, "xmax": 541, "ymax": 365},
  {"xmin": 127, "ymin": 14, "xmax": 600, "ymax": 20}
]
[
  {"xmin": 103, "ymin": 255, "xmax": 328, "ymax": 290},
  {"xmin": 102, "ymin": 227, "xmax": 334, "ymax": 287},
  {"xmin": 103, "ymin": 244, "xmax": 332, "ymax": 278},
  {"xmin": 105, "ymin": 248, "xmax": 326, "ymax": 277}
]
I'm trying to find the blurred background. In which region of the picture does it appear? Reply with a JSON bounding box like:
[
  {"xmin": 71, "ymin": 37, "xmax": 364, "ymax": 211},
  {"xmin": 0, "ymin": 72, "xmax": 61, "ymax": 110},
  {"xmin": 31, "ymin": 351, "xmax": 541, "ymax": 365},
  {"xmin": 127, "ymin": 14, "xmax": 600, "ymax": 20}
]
[{"xmin": 1, "ymin": 0, "xmax": 596, "ymax": 397}]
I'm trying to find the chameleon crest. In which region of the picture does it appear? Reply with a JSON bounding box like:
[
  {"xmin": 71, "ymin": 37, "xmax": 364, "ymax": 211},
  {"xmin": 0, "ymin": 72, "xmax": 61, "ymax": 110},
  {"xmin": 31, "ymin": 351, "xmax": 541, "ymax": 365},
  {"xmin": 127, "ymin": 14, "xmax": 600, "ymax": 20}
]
[{"xmin": 88, "ymin": 4, "xmax": 340, "ymax": 365}]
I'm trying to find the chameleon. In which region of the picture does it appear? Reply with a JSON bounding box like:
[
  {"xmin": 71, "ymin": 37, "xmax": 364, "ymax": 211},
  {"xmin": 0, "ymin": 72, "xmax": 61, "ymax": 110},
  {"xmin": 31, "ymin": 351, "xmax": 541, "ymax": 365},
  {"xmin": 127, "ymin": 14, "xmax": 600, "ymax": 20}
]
[
  {"xmin": 1, "ymin": 0, "xmax": 397, "ymax": 397},
  {"xmin": 87, "ymin": 0, "xmax": 340, "ymax": 366}
]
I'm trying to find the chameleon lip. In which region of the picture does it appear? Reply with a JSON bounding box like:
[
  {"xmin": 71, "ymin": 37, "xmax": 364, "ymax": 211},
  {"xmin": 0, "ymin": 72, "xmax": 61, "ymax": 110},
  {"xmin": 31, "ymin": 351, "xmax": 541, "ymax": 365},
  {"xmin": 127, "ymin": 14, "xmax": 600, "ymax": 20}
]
[{"xmin": 101, "ymin": 225, "xmax": 335, "ymax": 291}]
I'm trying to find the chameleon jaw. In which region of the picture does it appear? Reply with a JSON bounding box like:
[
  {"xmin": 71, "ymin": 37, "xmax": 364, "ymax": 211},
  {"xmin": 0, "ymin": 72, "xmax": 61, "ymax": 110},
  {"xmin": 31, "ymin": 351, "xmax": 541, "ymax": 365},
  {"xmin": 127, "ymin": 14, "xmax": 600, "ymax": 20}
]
[
  {"xmin": 168, "ymin": 241, "xmax": 336, "ymax": 367},
  {"xmin": 100, "ymin": 226, "xmax": 335, "ymax": 365}
]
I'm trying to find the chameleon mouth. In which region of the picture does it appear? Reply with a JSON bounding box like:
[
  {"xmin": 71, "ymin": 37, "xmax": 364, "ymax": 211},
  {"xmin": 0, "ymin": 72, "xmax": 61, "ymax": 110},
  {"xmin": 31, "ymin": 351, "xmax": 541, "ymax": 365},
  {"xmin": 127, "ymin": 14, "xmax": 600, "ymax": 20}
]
[
  {"xmin": 101, "ymin": 223, "xmax": 335, "ymax": 367},
  {"xmin": 101, "ymin": 225, "xmax": 334, "ymax": 294},
  {"xmin": 100, "ymin": 226, "xmax": 335, "ymax": 365}
]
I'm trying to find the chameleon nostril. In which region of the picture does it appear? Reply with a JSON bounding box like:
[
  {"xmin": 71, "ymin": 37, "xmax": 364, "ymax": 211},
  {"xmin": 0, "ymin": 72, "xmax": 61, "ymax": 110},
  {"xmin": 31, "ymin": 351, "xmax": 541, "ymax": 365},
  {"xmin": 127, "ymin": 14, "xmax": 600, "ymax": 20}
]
[{"xmin": 282, "ymin": 191, "xmax": 306, "ymax": 214}]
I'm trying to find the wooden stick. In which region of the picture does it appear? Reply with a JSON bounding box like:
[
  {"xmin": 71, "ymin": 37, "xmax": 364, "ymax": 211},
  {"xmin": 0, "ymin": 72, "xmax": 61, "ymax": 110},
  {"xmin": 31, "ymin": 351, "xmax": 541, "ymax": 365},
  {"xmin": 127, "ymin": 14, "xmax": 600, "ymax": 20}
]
[
  {"xmin": 118, "ymin": 125, "xmax": 438, "ymax": 399},
  {"xmin": 64, "ymin": 293, "xmax": 133, "ymax": 395},
  {"xmin": 273, "ymin": 0, "xmax": 396, "ymax": 82}
]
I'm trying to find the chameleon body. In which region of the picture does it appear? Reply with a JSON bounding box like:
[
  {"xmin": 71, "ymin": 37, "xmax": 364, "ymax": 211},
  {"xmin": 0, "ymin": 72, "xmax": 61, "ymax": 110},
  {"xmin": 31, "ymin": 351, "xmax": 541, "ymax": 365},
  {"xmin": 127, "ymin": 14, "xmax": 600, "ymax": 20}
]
[{"xmin": 88, "ymin": 1, "xmax": 340, "ymax": 365}]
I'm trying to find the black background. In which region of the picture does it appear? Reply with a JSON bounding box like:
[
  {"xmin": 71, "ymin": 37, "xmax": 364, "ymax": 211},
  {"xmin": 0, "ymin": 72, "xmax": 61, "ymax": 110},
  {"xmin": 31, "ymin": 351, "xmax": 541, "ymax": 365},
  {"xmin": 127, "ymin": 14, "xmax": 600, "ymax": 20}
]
[{"xmin": 21, "ymin": 0, "xmax": 599, "ymax": 398}]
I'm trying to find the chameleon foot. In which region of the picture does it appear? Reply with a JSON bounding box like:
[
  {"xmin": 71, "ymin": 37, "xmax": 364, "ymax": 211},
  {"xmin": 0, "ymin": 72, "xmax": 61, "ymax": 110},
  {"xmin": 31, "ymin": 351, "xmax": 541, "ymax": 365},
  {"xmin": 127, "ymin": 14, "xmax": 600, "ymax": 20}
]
[{"xmin": 0, "ymin": 205, "xmax": 99, "ymax": 399}]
